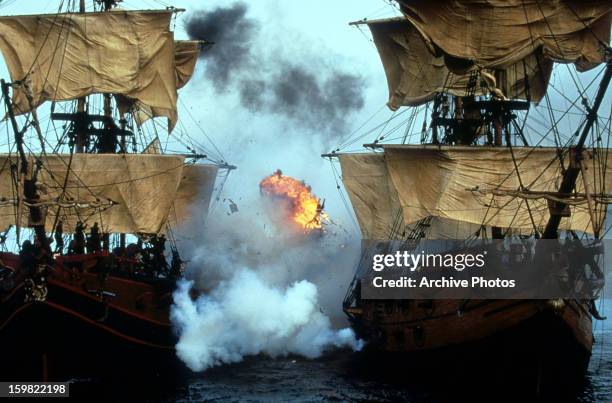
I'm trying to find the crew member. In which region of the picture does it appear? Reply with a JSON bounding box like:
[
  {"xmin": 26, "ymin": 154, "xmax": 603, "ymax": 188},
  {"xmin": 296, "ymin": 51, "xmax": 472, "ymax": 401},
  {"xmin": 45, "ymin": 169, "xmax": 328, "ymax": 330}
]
[
  {"xmin": 170, "ymin": 249, "xmax": 183, "ymax": 278},
  {"xmin": 19, "ymin": 240, "xmax": 36, "ymax": 272},
  {"xmin": 74, "ymin": 221, "xmax": 86, "ymax": 255},
  {"xmin": 102, "ymin": 232, "xmax": 110, "ymax": 252},
  {"xmin": 54, "ymin": 220, "xmax": 64, "ymax": 254},
  {"xmin": 87, "ymin": 222, "xmax": 101, "ymax": 253},
  {"xmin": 151, "ymin": 234, "xmax": 168, "ymax": 270}
]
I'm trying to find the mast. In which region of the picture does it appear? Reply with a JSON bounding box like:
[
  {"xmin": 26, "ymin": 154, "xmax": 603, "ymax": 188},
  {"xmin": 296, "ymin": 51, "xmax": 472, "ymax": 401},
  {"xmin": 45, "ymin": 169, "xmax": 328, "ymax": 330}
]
[
  {"xmin": 1, "ymin": 80, "xmax": 51, "ymax": 256},
  {"xmin": 542, "ymin": 60, "xmax": 612, "ymax": 239},
  {"xmin": 101, "ymin": 0, "xmax": 126, "ymax": 248},
  {"xmin": 75, "ymin": 0, "xmax": 86, "ymax": 153}
]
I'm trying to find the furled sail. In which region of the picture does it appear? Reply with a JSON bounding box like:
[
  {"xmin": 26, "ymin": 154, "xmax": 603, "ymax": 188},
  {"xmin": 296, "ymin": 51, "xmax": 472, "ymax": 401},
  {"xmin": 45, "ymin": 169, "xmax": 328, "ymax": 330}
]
[
  {"xmin": 367, "ymin": 18, "xmax": 553, "ymax": 109},
  {"xmin": 397, "ymin": 0, "xmax": 611, "ymax": 71},
  {"xmin": 340, "ymin": 146, "xmax": 612, "ymax": 239},
  {"xmin": 0, "ymin": 154, "xmax": 216, "ymax": 234},
  {"xmin": 116, "ymin": 40, "xmax": 201, "ymax": 131},
  {"xmin": 367, "ymin": 1, "xmax": 610, "ymax": 109},
  {"xmin": 174, "ymin": 40, "xmax": 201, "ymax": 90},
  {"xmin": 0, "ymin": 10, "xmax": 180, "ymax": 127}
]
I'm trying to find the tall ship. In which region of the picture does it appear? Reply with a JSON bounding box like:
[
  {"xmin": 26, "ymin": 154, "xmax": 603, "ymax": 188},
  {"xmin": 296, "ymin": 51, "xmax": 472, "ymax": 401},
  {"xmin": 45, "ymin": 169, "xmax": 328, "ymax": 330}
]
[
  {"xmin": 0, "ymin": 0, "xmax": 231, "ymax": 378},
  {"xmin": 327, "ymin": 0, "xmax": 611, "ymax": 394}
]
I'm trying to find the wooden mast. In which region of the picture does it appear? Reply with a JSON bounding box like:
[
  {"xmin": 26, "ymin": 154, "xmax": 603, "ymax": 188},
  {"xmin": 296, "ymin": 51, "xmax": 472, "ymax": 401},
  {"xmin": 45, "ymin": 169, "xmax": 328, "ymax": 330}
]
[
  {"xmin": 542, "ymin": 61, "xmax": 612, "ymax": 239},
  {"xmin": 98, "ymin": 0, "xmax": 127, "ymax": 249},
  {"xmin": 1, "ymin": 81, "xmax": 51, "ymax": 256},
  {"xmin": 75, "ymin": 0, "xmax": 87, "ymax": 153}
]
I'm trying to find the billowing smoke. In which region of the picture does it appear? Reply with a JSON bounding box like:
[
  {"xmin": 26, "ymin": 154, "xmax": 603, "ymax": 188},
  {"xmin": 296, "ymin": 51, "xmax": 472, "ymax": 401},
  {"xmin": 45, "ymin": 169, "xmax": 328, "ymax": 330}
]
[
  {"xmin": 170, "ymin": 195, "xmax": 363, "ymax": 372},
  {"xmin": 185, "ymin": 2, "xmax": 366, "ymax": 137},
  {"xmin": 172, "ymin": 0, "xmax": 367, "ymax": 373},
  {"xmin": 185, "ymin": 4, "xmax": 256, "ymax": 91},
  {"xmin": 172, "ymin": 272, "xmax": 361, "ymax": 372}
]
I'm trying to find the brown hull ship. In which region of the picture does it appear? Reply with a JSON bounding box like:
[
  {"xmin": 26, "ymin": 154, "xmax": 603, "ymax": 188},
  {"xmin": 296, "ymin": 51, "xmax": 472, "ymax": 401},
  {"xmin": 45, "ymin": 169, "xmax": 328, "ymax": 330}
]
[
  {"xmin": 0, "ymin": 0, "xmax": 229, "ymax": 380},
  {"xmin": 346, "ymin": 299, "xmax": 592, "ymax": 369},
  {"xmin": 343, "ymin": 298, "xmax": 595, "ymax": 398},
  {"xmin": 328, "ymin": 0, "xmax": 612, "ymax": 396},
  {"xmin": 0, "ymin": 250, "xmax": 179, "ymax": 380}
]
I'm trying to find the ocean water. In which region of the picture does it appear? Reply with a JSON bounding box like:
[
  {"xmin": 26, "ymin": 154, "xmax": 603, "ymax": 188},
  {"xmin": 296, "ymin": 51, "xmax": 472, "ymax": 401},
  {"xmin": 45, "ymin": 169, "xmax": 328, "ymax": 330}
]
[
  {"xmin": 157, "ymin": 300, "xmax": 612, "ymax": 402},
  {"xmin": 75, "ymin": 300, "xmax": 612, "ymax": 402},
  {"xmin": 579, "ymin": 299, "xmax": 612, "ymax": 403}
]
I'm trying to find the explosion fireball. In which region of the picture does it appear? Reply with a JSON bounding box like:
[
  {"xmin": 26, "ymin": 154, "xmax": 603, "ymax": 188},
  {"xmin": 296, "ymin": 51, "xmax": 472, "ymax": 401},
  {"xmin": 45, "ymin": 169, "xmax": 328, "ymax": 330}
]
[{"xmin": 260, "ymin": 170, "xmax": 327, "ymax": 231}]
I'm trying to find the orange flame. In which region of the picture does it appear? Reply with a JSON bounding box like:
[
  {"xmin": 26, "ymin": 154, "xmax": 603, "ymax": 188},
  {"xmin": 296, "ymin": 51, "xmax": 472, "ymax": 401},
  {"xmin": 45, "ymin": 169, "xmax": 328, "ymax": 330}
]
[{"xmin": 260, "ymin": 170, "xmax": 327, "ymax": 231}]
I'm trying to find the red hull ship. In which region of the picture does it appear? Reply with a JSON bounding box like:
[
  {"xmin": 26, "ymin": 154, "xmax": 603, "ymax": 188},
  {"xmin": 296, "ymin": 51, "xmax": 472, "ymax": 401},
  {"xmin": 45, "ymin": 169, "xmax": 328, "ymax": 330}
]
[{"xmin": 0, "ymin": 0, "xmax": 231, "ymax": 380}]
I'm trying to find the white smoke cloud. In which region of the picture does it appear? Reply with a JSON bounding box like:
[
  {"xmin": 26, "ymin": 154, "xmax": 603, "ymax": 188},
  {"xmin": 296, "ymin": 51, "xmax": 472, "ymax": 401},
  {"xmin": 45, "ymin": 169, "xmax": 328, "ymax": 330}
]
[
  {"xmin": 171, "ymin": 271, "xmax": 362, "ymax": 372},
  {"xmin": 170, "ymin": 194, "xmax": 363, "ymax": 372},
  {"xmin": 168, "ymin": 0, "xmax": 372, "ymax": 373}
]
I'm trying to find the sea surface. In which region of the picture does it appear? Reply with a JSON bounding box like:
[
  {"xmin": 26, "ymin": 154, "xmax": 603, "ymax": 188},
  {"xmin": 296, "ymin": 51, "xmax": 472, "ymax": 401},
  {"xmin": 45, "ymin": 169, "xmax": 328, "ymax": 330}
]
[
  {"xmin": 165, "ymin": 326, "xmax": 612, "ymax": 403},
  {"xmin": 76, "ymin": 300, "xmax": 612, "ymax": 402}
]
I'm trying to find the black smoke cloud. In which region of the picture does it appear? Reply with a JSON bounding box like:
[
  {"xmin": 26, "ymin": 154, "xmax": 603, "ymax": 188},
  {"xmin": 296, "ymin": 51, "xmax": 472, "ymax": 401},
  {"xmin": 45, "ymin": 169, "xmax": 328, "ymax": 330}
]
[
  {"xmin": 185, "ymin": 2, "xmax": 365, "ymax": 137},
  {"xmin": 185, "ymin": 4, "xmax": 257, "ymax": 92}
]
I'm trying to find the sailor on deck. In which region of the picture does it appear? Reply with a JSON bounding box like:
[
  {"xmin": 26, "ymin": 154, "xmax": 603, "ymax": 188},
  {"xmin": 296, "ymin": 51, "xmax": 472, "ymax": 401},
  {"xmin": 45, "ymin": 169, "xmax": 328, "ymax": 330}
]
[
  {"xmin": 151, "ymin": 234, "xmax": 167, "ymax": 269},
  {"xmin": 87, "ymin": 222, "xmax": 101, "ymax": 253},
  {"xmin": 54, "ymin": 220, "xmax": 64, "ymax": 254},
  {"xmin": 73, "ymin": 221, "xmax": 86, "ymax": 255}
]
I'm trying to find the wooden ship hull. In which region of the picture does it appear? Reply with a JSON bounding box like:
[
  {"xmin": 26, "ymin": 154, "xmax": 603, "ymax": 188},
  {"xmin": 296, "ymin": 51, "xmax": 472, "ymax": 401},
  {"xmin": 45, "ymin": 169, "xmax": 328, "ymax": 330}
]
[
  {"xmin": 345, "ymin": 298, "xmax": 593, "ymax": 396},
  {"xmin": 332, "ymin": 2, "xmax": 612, "ymax": 397},
  {"xmin": 0, "ymin": 251, "xmax": 181, "ymax": 380},
  {"xmin": 0, "ymin": 0, "xmax": 229, "ymax": 381}
]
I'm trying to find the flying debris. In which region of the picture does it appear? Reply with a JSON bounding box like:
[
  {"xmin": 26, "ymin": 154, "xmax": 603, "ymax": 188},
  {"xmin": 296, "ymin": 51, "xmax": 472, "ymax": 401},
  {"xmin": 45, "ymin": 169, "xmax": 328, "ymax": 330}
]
[{"xmin": 229, "ymin": 199, "xmax": 239, "ymax": 214}]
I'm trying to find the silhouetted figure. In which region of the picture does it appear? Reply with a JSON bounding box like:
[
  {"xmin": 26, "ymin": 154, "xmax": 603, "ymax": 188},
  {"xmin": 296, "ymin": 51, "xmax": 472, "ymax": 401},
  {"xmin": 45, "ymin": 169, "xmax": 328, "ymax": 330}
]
[
  {"xmin": 54, "ymin": 220, "xmax": 64, "ymax": 254},
  {"xmin": 112, "ymin": 246, "xmax": 125, "ymax": 258},
  {"xmin": 170, "ymin": 249, "xmax": 183, "ymax": 278},
  {"xmin": 97, "ymin": 125, "xmax": 117, "ymax": 153},
  {"xmin": 19, "ymin": 240, "xmax": 36, "ymax": 272},
  {"xmin": 33, "ymin": 235, "xmax": 51, "ymax": 265},
  {"xmin": 87, "ymin": 222, "xmax": 101, "ymax": 253},
  {"xmin": 74, "ymin": 222, "xmax": 86, "ymax": 255},
  {"xmin": 67, "ymin": 239, "xmax": 78, "ymax": 255},
  {"xmin": 151, "ymin": 235, "xmax": 167, "ymax": 270},
  {"xmin": 102, "ymin": 233, "xmax": 110, "ymax": 252},
  {"xmin": 125, "ymin": 243, "xmax": 141, "ymax": 260}
]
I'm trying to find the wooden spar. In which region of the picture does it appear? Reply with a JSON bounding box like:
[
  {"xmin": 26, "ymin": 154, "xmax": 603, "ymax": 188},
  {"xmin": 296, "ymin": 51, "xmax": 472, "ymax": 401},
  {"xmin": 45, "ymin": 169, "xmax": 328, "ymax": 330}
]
[
  {"xmin": 119, "ymin": 111, "xmax": 126, "ymax": 153},
  {"xmin": 1, "ymin": 79, "xmax": 25, "ymax": 243},
  {"xmin": 75, "ymin": 0, "xmax": 87, "ymax": 153},
  {"xmin": 1, "ymin": 80, "xmax": 51, "ymax": 254},
  {"xmin": 542, "ymin": 61, "xmax": 612, "ymax": 239},
  {"xmin": 469, "ymin": 188, "xmax": 612, "ymax": 203},
  {"xmin": 579, "ymin": 159, "xmax": 600, "ymax": 236},
  {"xmin": 1, "ymin": 83, "xmax": 27, "ymax": 172},
  {"xmin": 348, "ymin": 17, "xmax": 405, "ymax": 26},
  {"xmin": 218, "ymin": 162, "xmax": 237, "ymax": 170},
  {"xmin": 321, "ymin": 152, "xmax": 339, "ymax": 158},
  {"xmin": 492, "ymin": 101, "xmax": 504, "ymax": 238},
  {"xmin": 349, "ymin": 19, "xmax": 369, "ymax": 26}
]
